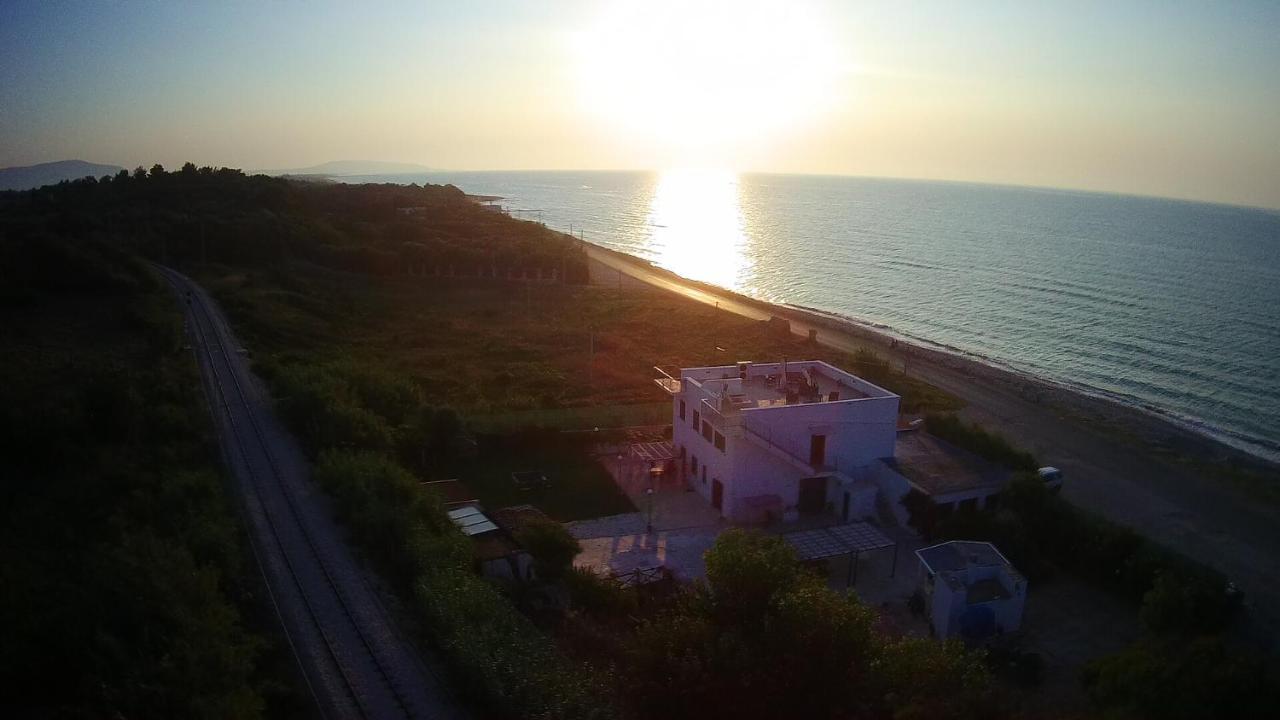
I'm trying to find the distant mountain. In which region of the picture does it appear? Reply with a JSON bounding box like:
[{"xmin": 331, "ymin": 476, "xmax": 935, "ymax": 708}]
[
  {"xmin": 0, "ymin": 160, "xmax": 125, "ymax": 191},
  {"xmin": 262, "ymin": 160, "xmax": 436, "ymax": 177}
]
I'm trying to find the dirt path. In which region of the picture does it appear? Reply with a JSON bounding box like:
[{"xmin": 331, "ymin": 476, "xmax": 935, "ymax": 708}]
[{"xmin": 585, "ymin": 244, "xmax": 1280, "ymax": 640}]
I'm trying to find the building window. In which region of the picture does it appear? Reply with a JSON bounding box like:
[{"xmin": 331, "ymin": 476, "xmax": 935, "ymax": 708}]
[
  {"xmin": 701, "ymin": 465, "xmax": 707, "ymax": 484},
  {"xmin": 714, "ymin": 431, "xmax": 725, "ymax": 452},
  {"xmin": 702, "ymin": 420, "xmax": 713, "ymax": 443},
  {"xmin": 691, "ymin": 455, "xmax": 698, "ymax": 475},
  {"xmin": 679, "ymin": 398, "xmax": 686, "ymax": 420},
  {"xmin": 692, "ymin": 410, "xmax": 700, "ymax": 429}
]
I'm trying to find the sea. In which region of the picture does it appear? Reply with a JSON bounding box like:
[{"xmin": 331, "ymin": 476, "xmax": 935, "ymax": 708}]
[{"xmin": 339, "ymin": 170, "xmax": 1280, "ymax": 463}]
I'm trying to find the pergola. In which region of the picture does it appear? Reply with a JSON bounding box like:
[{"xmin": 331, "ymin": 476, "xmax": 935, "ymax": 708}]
[
  {"xmin": 631, "ymin": 441, "xmax": 675, "ymax": 464},
  {"xmin": 784, "ymin": 522, "xmax": 898, "ymax": 587}
]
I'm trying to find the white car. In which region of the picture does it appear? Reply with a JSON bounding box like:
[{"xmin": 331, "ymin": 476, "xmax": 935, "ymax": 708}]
[{"xmin": 1038, "ymin": 466, "xmax": 1064, "ymax": 493}]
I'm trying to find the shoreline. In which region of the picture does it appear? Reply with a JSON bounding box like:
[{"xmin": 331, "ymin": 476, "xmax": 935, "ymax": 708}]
[
  {"xmin": 580, "ymin": 236, "xmax": 1280, "ymax": 638},
  {"xmin": 583, "ymin": 238, "xmax": 1280, "ymax": 475},
  {"xmin": 781, "ymin": 302, "xmax": 1280, "ymax": 469}
]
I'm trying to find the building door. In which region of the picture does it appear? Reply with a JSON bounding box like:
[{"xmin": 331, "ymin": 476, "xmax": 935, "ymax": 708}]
[
  {"xmin": 799, "ymin": 476, "xmax": 825, "ymax": 514},
  {"xmin": 809, "ymin": 434, "xmax": 826, "ymax": 468},
  {"xmin": 841, "ymin": 491, "xmax": 850, "ymax": 522},
  {"xmin": 711, "ymin": 479, "xmax": 723, "ymax": 510}
]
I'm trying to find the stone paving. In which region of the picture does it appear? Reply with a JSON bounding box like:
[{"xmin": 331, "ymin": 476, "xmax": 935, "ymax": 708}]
[{"xmin": 568, "ymin": 448, "xmax": 727, "ymax": 581}]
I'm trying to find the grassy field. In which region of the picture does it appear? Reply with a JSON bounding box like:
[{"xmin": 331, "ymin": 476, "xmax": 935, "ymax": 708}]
[
  {"xmin": 204, "ymin": 261, "xmax": 960, "ymax": 417},
  {"xmin": 468, "ymin": 401, "xmax": 671, "ymax": 433},
  {"xmin": 198, "ymin": 260, "xmax": 959, "ymax": 519}
]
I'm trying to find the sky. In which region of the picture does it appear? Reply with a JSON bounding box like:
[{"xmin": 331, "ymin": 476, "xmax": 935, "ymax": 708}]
[{"xmin": 2, "ymin": 0, "xmax": 1278, "ymax": 209}]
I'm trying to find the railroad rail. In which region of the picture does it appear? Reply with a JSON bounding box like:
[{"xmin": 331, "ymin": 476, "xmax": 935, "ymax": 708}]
[{"xmin": 157, "ymin": 266, "xmax": 453, "ymax": 719}]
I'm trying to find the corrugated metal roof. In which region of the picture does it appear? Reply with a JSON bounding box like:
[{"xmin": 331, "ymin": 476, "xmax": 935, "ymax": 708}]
[{"xmin": 448, "ymin": 505, "xmax": 499, "ymax": 536}]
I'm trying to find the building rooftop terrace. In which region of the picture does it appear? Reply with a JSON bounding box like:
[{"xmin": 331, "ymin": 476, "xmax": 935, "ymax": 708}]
[{"xmin": 664, "ymin": 360, "xmax": 897, "ymax": 409}]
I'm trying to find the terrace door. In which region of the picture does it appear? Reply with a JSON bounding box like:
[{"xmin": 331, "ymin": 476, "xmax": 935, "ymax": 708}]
[
  {"xmin": 809, "ymin": 434, "xmax": 826, "ymax": 468},
  {"xmin": 712, "ymin": 479, "xmax": 723, "ymax": 511}
]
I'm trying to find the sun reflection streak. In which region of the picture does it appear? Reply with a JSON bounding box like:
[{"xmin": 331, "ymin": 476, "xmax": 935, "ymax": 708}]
[{"xmin": 644, "ymin": 169, "xmax": 750, "ymax": 290}]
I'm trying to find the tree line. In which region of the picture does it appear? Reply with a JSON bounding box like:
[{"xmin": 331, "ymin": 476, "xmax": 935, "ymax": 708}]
[{"xmin": 0, "ymin": 162, "xmax": 589, "ymax": 283}]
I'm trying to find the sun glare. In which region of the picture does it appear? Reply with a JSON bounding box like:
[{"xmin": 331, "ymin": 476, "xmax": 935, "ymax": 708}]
[
  {"xmin": 645, "ymin": 168, "xmax": 750, "ymax": 290},
  {"xmin": 575, "ymin": 1, "xmax": 841, "ymax": 156}
]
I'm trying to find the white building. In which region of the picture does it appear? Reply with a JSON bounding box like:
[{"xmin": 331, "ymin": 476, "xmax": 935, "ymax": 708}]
[
  {"xmin": 657, "ymin": 360, "xmax": 900, "ymax": 523},
  {"xmin": 916, "ymin": 540, "xmax": 1026, "ymax": 639}
]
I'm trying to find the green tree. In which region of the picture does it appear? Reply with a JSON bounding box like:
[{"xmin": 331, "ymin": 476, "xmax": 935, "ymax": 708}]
[{"xmin": 624, "ymin": 530, "xmax": 994, "ymax": 720}]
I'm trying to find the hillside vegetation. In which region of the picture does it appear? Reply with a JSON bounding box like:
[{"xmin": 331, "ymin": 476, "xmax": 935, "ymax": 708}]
[{"xmin": 0, "ymin": 237, "xmax": 297, "ymax": 717}]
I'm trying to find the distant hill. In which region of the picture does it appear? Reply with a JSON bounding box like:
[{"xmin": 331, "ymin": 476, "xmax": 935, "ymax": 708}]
[
  {"xmin": 262, "ymin": 160, "xmax": 436, "ymax": 177},
  {"xmin": 0, "ymin": 160, "xmax": 125, "ymax": 191}
]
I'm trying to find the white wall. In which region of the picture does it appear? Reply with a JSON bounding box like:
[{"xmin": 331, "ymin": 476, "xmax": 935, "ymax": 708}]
[
  {"xmin": 926, "ymin": 565, "xmax": 1027, "ymax": 638},
  {"xmin": 671, "ymin": 363, "xmax": 900, "ymax": 522},
  {"xmin": 739, "ymin": 393, "xmax": 898, "ymax": 472}
]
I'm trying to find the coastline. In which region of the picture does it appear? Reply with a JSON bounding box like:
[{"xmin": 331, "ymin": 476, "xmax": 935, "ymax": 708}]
[
  {"xmin": 585, "ymin": 238, "xmax": 1279, "ymax": 474},
  {"xmin": 580, "ymin": 237, "xmax": 1280, "ymax": 639}
]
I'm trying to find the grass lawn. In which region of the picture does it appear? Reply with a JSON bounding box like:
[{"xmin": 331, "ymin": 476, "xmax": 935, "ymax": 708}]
[
  {"xmin": 468, "ymin": 402, "xmax": 671, "ymax": 433},
  {"xmin": 460, "ymin": 437, "xmax": 635, "ymax": 522}
]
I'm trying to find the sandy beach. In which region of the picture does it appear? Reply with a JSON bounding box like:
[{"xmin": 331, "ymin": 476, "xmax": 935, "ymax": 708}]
[{"xmin": 584, "ymin": 240, "xmax": 1280, "ymax": 641}]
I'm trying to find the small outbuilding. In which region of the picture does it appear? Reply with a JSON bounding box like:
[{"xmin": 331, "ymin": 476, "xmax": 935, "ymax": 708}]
[
  {"xmin": 916, "ymin": 540, "xmax": 1026, "ymax": 640},
  {"xmin": 447, "ymin": 504, "xmax": 534, "ymax": 582}
]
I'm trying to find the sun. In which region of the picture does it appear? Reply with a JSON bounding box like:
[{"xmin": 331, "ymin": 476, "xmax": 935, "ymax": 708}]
[{"xmin": 574, "ymin": 0, "xmax": 841, "ymax": 155}]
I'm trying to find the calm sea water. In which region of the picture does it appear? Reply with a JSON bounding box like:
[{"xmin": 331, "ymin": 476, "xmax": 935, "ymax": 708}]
[{"xmin": 343, "ymin": 171, "xmax": 1280, "ymax": 462}]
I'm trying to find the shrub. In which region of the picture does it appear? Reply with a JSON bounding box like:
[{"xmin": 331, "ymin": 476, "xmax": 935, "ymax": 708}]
[
  {"xmin": 563, "ymin": 566, "xmax": 637, "ymax": 617},
  {"xmin": 924, "ymin": 414, "xmax": 1038, "ymax": 472},
  {"xmin": 1001, "ymin": 476, "xmax": 1239, "ymax": 631},
  {"xmin": 1083, "ymin": 636, "xmax": 1277, "ymax": 720},
  {"xmin": 515, "ymin": 517, "xmax": 582, "ymax": 581}
]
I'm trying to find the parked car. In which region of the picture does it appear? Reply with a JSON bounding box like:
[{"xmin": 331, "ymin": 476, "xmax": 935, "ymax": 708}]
[{"xmin": 1037, "ymin": 466, "xmax": 1063, "ymax": 493}]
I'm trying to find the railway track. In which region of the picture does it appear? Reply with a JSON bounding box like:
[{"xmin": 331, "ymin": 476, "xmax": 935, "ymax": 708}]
[{"xmin": 158, "ymin": 266, "xmax": 455, "ymax": 719}]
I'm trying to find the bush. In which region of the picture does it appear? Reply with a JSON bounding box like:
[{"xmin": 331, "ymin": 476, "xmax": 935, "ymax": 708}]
[
  {"xmin": 563, "ymin": 566, "xmax": 637, "ymax": 617},
  {"xmin": 1083, "ymin": 636, "xmax": 1277, "ymax": 719},
  {"xmin": 515, "ymin": 517, "xmax": 581, "ymax": 581},
  {"xmin": 1001, "ymin": 476, "xmax": 1239, "ymax": 632},
  {"xmin": 924, "ymin": 414, "xmax": 1038, "ymax": 472}
]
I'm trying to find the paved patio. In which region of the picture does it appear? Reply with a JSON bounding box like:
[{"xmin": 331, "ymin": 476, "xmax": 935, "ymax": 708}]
[{"xmin": 567, "ymin": 446, "xmax": 726, "ymax": 581}]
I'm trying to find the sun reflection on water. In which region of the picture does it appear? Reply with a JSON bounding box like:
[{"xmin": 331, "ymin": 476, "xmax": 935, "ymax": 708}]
[{"xmin": 644, "ymin": 169, "xmax": 750, "ymax": 291}]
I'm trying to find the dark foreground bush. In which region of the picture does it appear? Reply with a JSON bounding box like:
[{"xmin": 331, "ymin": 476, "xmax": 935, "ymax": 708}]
[
  {"xmin": 1083, "ymin": 635, "xmax": 1278, "ymax": 719},
  {"xmin": 624, "ymin": 530, "xmax": 1000, "ymax": 720}
]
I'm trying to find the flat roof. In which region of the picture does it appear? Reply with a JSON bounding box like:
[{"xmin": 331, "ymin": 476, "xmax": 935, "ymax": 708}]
[
  {"xmin": 680, "ymin": 360, "xmax": 897, "ymax": 411},
  {"xmin": 916, "ymin": 540, "xmax": 1022, "ymax": 593},
  {"xmin": 916, "ymin": 540, "xmax": 1012, "ymax": 574},
  {"xmin": 891, "ymin": 432, "xmax": 1008, "ymax": 497},
  {"xmin": 784, "ymin": 522, "xmax": 895, "ymax": 562},
  {"xmin": 447, "ymin": 505, "xmax": 499, "ymax": 536}
]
